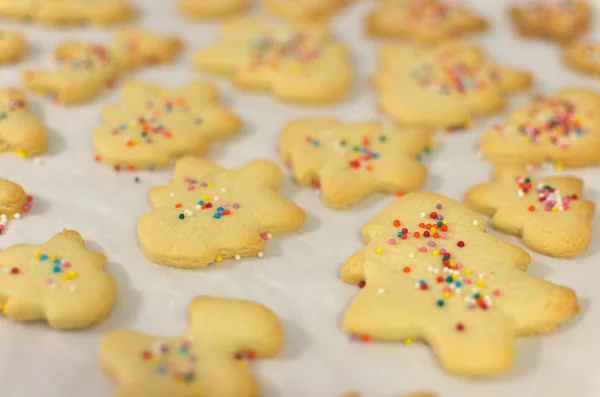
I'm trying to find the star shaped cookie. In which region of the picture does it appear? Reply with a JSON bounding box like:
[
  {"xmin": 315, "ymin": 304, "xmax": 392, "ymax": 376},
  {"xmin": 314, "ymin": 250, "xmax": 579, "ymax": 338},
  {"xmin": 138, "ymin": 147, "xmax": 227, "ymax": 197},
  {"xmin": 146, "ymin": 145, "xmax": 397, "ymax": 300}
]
[
  {"xmin": 22, "ymin": 29, "xmax": 182, "ymax": 105},
  {"xmin": 464, "ymin": 166, "xmax": 594, "ymax": 258},
  {"xmin": 262, "ymin": 0, "xmax": 349, "ymax": 20},
  {"xmin": 100, "ymin": 296, "xmax": 283, "ymax": 397},
  {"xmin": 0, "ymin": 0, "xmax": 134, "ymax": 26},
  {"xmin": 366, "ymin": 0, "xmax": 486, "ymax": 43},
  {"xmin": 341, "ymin": 192, "xmax": 578, "ymax": 376},
  {"xmin": 138, "ymin": 157, "xmax": 306, "ymax": 268},
  {"xmin": 0, "ymin": 230, "xmax": 116, "ymax": 329},
  {"xmin": 279, "ymin": 118, "xmax": 430, "ymax": 208},
  {"xmin": 179, "ymin": 0, "xmax": 249, "ymax": 19},
  {"xmin": 93, "ymin": 81, "xmax": 242, "ymax": 170},
  {"xmin": 0, "ymin": 88, "xmax": 48, "ymax": 157},
  {"xmin": 479, "ymin": 88, "xmax": 600, "ymax": 168},
  {"xmin": 509, "ymin": 0, "xmax": 591, "ymax": 44},
  {"xmin": 374, "ymin": 41, "xmax": 532, "ymax": 130},
  {"xmin": 194, "ymin": 17, "xmax": 353, "ymax": 104}
]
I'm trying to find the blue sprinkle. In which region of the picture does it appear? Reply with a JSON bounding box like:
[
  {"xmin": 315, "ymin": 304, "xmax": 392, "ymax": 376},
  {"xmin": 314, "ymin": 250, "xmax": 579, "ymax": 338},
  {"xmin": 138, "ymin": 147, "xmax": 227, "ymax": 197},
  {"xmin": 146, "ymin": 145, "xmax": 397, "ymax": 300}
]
[
  {"xmin": 455, "ymin": 281, "xmax": 462, "ymax": 287},
  {"xmin": 397, "ymin": 232, "xmax": 403, "ymax": 237},
  {"xmin": 52, "ymin": 266, "xmax": 61, "ymax": 273},
  {"xmin": 217, "ymin": 207, "xmax": 224, "ymax": 211},
  {"xmin": 197, "ymin": 200, "xmax": 204, "ymax": 205},
  {"xmin": 213, "ymin": 213, "xmax": 221, "ymax": 219},
  {"xmin": 40, "ymin": 254, "xmax": 48, "ymax": 261},
  {"xmin": 53, "ymin": 259, "xmax": 61, "ymax": 265}
]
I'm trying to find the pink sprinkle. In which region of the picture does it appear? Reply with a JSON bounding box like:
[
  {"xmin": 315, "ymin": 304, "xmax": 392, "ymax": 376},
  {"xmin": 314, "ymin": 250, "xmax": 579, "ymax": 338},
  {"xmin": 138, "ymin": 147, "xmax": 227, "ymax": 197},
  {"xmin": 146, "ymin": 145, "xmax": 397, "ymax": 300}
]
[
  {"xmin": 464, "ymin": 279, "xmax": 472, "ymax": 284},
  {"xmin": 63, "ymin": 262, "xmax": 71, "ymax": 268},
  {"xmin": 23, "ymin": 204, "xmax": 31, "ymax": 212},
  {"xmin": 440, "ymin": 249, "xmax": 447, "ymax": 255},
  {"xmin": 222, "ymin": 202, "xmax": 229, "ymax": 207},
  {"xmin": 493, "ymin": 289, "xmax": 501, "ymax": 296},
  {"xmin": 260, "ymin": 233, "xmax": 268, "ymax": 240},
  {"xmin": 388, "ymin": 239, "xmax": 396, "ymax": 245},
  {"xmin": 419, "ymin": 247, "xmax": 427, "ymax": 252},
  {"xmin": 443, "ymin": 287, "xmax": 451, "ymax": 293},
  {"xmin": 0, "ymin": 225, "xmax": 4, "ymax": 232},
  {"xmin": 455, "ymin": 263, "xmax": 463, "ymax": 269},
  {"xmin": 45, "ymin": 278, "xmax": 53, "ymax": 285},
  {"xmin": 187, "ymin": 186, "xmax": 195, "ymax": 191},
  {"xmin": 440, "ymin": 233, "xmax": 448, "ymax": 239}
]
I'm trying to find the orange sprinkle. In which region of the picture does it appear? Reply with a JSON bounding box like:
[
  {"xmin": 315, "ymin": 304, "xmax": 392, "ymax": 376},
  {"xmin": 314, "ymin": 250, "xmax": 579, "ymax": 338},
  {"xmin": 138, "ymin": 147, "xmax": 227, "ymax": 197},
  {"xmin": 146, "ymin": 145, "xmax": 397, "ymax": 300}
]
[
  {"xmin": 403, "ymin": 266, "xmax": 411, "ymax": 273},
  {"xmin": 528, "ymin": 205, "xmax": 536, "ymax": 211},
  {"xmin": 400, "ymin": 234, "xmax": 408, "ymax": 240},
  {"xmin": 441, "ymin": 225, "xmax": 448, "ymax": 232},
  {"xmin": 433, "ymin": 232, "xmax": 440, "ymax": 238},
  {"xmin": 419, "ymin": 222, "xmax": 425, "ymax": 228},
  {"xmin": 361, "ymin": 334, "xmax": 371, "ymax": 343},
  {"xmin": 396, "ymin": 191, "xmax": 403, "ymax": 197},
  {"xmin": 413, "ymin": 232, "xmax": 420, "ymax": 238},
  {"xmin": 393, "ymin": 220, "xmax": 401, "ymax": 227},
  {"xmin": 174, "ymin": 203, "xmax": 182, "ymax": 209}
]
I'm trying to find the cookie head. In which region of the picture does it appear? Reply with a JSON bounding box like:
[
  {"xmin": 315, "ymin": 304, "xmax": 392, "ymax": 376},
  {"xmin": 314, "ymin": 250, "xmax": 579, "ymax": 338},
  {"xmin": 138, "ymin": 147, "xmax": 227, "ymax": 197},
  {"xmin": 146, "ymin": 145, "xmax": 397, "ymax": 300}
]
[
  {"xmin": 0, "ymin": 230, "xmax": 116, "ymax": 329},
  {"xmin": 100, "ymin": 296, "xmax": 283, "ymax": 397},
  {"xmin": 0, "ymin": 88, "xmax": 48, "ymax": 156}
]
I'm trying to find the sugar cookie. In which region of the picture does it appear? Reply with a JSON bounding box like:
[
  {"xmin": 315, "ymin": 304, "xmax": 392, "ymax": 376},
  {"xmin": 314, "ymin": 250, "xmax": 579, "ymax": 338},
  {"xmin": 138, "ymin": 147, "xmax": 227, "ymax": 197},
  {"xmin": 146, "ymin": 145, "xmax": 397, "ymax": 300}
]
[
  {"xmin": 179, "ymin": 0, "xmax": 248, "ymax": 19},
  {"xmin": 0, "ymin": 31, "xmax": 25, "ymax": 63},
  {"xmin": 464, "ymin": 166, "xmax": 594, "ymax": 258},
  {"xmin": 374, "ymin": 42, "xmax": 532, "ymax": 131},
  {"xmin": 341, "ymin": 192, "xmax": 578, "ymax": 376},
  {"xmin": 262, "ymin": 0, "xmax": 349, "ymax": 20},
  {"xmin": 0, "ymin": 0, "xmax": 134, "ymax": 26},
  {"xmin": 138, "ymin": 157, "xmax": 306, "ymax": 268},
  {"xmin": 93, "ymin": 81, "xmax": 241, "ymax": 171},
  {"xmin": 0, "ymin": 88, "xmax": 48, "ymax": 156},
  {"xmin": 563, "ymin": 40, "xmax": 600, "ymax": 76},
  {"xmin": 279, "ymin": 118, "xmax": 430, "ymax": 208},
  {"xmin": 479, "ymin": 88, "xmax": 600, "ymax": 168},
  {"xmin": 22, "ymin": 29, "xmax": 182, "ymax": 105},
  {"xmin": 0, "ymin": 179, "xmax": 33, "ymax": 235},
  {"xmin": 366, "ymin": 0, "xmax": 486, "ymax": 44},
  {"xmin": 194, "ymin": 17, "xmax": 353, "ymax": 104},
  {"xmin": 100, "ymin": 296, "xmax": 283, "ymax": 397},
  {"xmin": 509, "ymin": 0, "xmax": 590, "ymax": 44},
  {"xmin": 0, "ymin": 230, "xmax": 116, "ymax": 329}
]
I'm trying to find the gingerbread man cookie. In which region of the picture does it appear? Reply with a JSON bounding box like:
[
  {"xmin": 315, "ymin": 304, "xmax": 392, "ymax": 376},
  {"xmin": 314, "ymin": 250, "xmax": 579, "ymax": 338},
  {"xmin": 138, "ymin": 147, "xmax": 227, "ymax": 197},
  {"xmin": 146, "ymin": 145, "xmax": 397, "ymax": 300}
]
[
  {"xmin": 0, "ymin": 0, "xmax": 134, "ymax": 26},
  {"xmin": 341, "ymin": 193, "xmax": 578, "ymax": 376},
  {"xmin": 94, "ymin": 81, "xmax": 242, "ymax": 171},
  {"xmin": 0, "ymin": 31, "xmax": 25, "ymax": 64},
  {"xmin": 262, "ymin": 0, "xmax": 349, "ymax": 20},
  {"xmin": 509, "ymin": 0, "xmax": 591, "ymax": 44},
  {"xmin": 0, "ymin": 230, "xmax": 116, "ymax": 329},
  {"xmin": 464, "ymin": 166, "xmax": 594, "ymax": 258},
  {"xmin": 366, "ymin": 0, "xmax": 486, "ymax": 44},
  {"xmin": 479, "ymin": 88, "xmax": 600, "ymax": 168},
  {"xmin": 138, "ymin": 157, "xmax": 306, "ymax": 268},
  {"xmin": 179, "ymin": 0, "xmax": 248, "ymax": 19},
  {"xmin": 563, "ymin": 40, "xmax": 600, "ymax": 76},
  {"xmin": 0, "ymin": 88, "xmax": 48, "ymax": 157},
  {"xmin": 194, "ymin": 17, "xmax": 353, "ymax": 104},
  {"xmin": 374, "ymin": 42, "xmax": 532, "ymax": 130},
  {"xmin": 100, "ymin": 296, "xmax": 283, "ymax": 397},
  {"xmin": 22, "ymin": 29, "xmax": 182, "ymax": 105},
  {"xmin": 279, "ymin": 118, "xmax": 430, "ymax": 208}
]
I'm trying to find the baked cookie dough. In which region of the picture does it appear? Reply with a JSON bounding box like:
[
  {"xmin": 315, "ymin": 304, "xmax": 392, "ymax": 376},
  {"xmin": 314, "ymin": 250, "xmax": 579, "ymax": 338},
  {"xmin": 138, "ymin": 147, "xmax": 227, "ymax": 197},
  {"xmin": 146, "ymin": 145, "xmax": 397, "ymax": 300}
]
[
  {"xmin": 93, "ymin": 81, "xmax": 242, "ymax": 170},
  {"xmin": 509, "ymin": 0, "xmax": 590, "ymax": 44},
  {"xmin": 279, "ymin": 118, "xmax": 430, "ymax": 208},
  {"xmin": 179, "ymin": 0, "xmax": 249, "ymax": 19},
  {"xmin": 366, "ymin": 0, "xmax": 486, "ymax": 44},
  {"xmin": 374, "ymin": 41, "xmax": 532, "ymax": 130},
  {"xmin": 341, "ymin": 192, "xmax": 578, "ymax": 376},
  {"xmin": 0, "ymin": 88, "xmax": 48, "ymax": 156},
  {"xmin": 0, "ymin": 0, "xmax": 134, "ymax": 26},
  {"xmin": 479, "ymin": 88, "xmax": 600, "ymax": 168},
  {"xmin": 194, "ymin": 17, "xmax": 353, "ymax": 105}
]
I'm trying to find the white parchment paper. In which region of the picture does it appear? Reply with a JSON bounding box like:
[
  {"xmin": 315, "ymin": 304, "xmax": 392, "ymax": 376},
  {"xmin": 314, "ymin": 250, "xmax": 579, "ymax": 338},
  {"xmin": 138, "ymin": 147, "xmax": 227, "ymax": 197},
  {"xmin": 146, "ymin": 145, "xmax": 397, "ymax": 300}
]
[{"xmin": 0, "ymin": 1, "xmax": 599, "ymax": 396}]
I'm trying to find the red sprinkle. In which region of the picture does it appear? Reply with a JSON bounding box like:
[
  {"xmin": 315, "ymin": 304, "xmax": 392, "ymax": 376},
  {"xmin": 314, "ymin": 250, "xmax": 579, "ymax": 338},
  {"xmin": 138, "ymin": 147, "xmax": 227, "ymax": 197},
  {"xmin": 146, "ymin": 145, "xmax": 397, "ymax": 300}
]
[
  {"xmin": 358, "ymin": 280, "xmax": 366, "ymax": 288},
  {"xmin": 457, "ymin": 241, "xmax": 465, "ymax": 248},
  {"xmin": 10, "ymin": 267, "xmax": 19, "ymax": 275},
  {"xmin": 456, "ymin": 323, "xmax": 465, "ymax": 332}
]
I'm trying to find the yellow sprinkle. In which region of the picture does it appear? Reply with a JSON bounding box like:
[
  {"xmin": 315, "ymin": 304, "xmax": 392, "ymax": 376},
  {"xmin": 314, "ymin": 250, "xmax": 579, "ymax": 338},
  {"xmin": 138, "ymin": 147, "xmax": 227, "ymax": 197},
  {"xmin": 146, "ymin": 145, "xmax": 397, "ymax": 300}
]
[
  {"xmin": 476, "ymin": 280, "xmax": 484, "ymax": 287},
  {"xmin": 215, "ymin": 256, "xmax": 223, "ymax": 262},
  {"xmin": 449, "ymin": 261, "xmax": 455, "ymax": 268},
  {"xmin": 0, "ymin": 303, "xmax": 6, "ymax": 315},
  {"xmin": 151, "ymin": 357, "xmax": 161, "ymax": 364},
  {"xmin": 352, "ymin": 152, "xmax": 360, "ymax": 158},
  {"xmin": 555, "ymin": 162, "xmax": 563, "ymax": 170},
  {"xmin": 238, "ymin": 360, "xmax": 247, "ymax": 368},
  {"xmin": 404, "ymin": 338, "xmax": 413, "ymax": 345},
  {"xmin": 442, "ymin": 220, "xmax": 448, "ymax": 225},
  {"xmin": 34, "ymin": 252, "xmax": 42, "ymax": 258},
  {"xmin": 202, "ymin": 195, "xmax": 209, "ymax": 201},
  {"xmin": 432, "ymin": 250, "xmax": 439, "ymax": 256},
  {"xmin": 62, "ymin": 271, "xmax": 77, "ymax": 281},
  {"xmin": 0, "ymin": 145, "xmax": 4, "ymax": 152},
  {"xmin": 207, "ymin": 183, "xmax": 213, "ymax": 188},
  {"xmin": 375, "ymin": 248, "xmax": 383, "ymax": 255},
  {"xmin": 443, "ymin": 291, "xmax": 451, "ymax": 299},
  {"xmin": 465, "ymin": 269, "xmax": 472, "ymax": 275},
  {"xmin": 453, "ymin": 274, "xmax": 459, "ymax": 281},
  {"xmin": 49, "ymin": 255, "xmax": 56, "ymax": 260},
  {"xmin": 551, "ymin": 207, "xmax": 558, "ymax": 212},
  {"xmin": 430, "ymin": 227, "xmax": 437, "ymax": 232},
  {"xmin": 365, "ymin": 129, "xmax": 372, "ymax": 136}
]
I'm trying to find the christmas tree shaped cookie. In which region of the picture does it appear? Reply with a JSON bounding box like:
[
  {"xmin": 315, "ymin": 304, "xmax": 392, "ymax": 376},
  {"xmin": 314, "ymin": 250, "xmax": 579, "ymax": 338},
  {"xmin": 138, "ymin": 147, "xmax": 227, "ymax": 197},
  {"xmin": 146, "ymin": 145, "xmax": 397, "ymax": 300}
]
[
  {"xmin": 0, "ymin": 0, "xmax": 134, "ymax": 26},
  {"xmin": 179, "ymin": 0, "xmax": 249, "ymax": 19},
  {"xmin": 464, "ymin": 166, "xmax": 594, "ymax": 258},
  {"xmin": 366, "ymin": 0, "xmax": 486, "ymax": 43},
  {"xmin": 0, "ymin": 88, "xmax": 48, "ymax": 157},
  {"xmin": 563, "ymin": 40, "xmax": 600, "ymax": 76},
  {"xmin": 341, "ymin": 193, "xmax": 578, "ymax": 376},
  {"xmin": 93, "ymin": 81, "xmax": 241, "ymax": 170},
  {"xmin": 138, "ymin": 157, "xmax": 306, "ymax": 268},
  {"xmin": 194, "ymin": 17, "xmax": 353, "ymax": 104},
  {"xmin": 479, "ymin": 88, "xmax": 600, "ymax": 168},
  {"xmin": 374, "ymin": 41, "xmax": 532, "ymax": 130},
  {"xmin": 279, "ymin": 118, "xmax": 430, "ymax": 208},
  {"xmin": 262, "ymin": 0, "xmax": 349, "ymax": 20},
  {"xmin": 22, "ymin": 29, "xmax": 182, "ymax": 105},
  {"xmin": 100, "ymin": 296, "xmax": 283, "ymax": 397},
  {"xmin": 509, "ymin": 0, "xmax": 590, "ymax": 44},
  {"xmin": 0, "ymin": 230, "xmax": 116, "ymax": 329}
]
